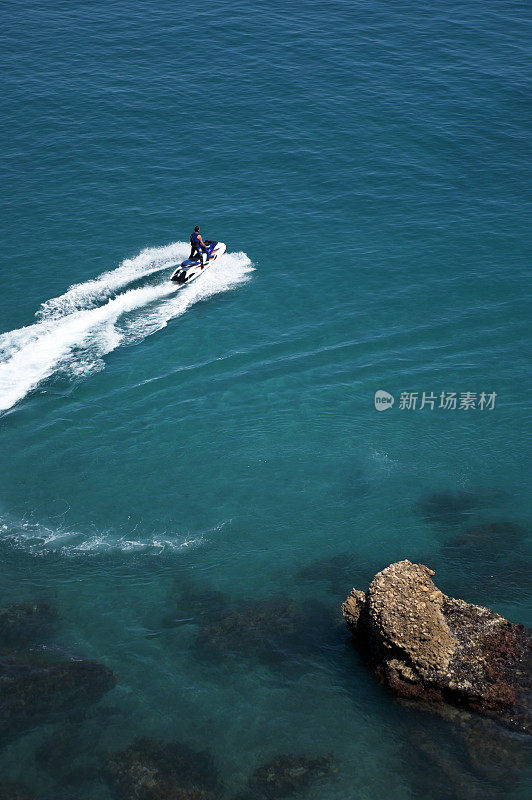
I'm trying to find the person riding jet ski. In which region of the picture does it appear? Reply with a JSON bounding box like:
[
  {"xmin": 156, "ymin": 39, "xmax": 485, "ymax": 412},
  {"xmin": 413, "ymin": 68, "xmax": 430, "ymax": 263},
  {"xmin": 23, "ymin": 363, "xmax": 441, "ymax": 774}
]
[{"xmin": 189, "ymin": 226, "xmax": 209, "ymax": 266}]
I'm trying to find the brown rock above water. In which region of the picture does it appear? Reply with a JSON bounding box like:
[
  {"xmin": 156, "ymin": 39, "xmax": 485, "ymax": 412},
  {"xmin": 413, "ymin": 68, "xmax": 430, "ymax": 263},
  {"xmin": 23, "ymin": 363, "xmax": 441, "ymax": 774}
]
[{"xmin": 342, "ymin": 560, "xmax": 531, "ymax": 732}]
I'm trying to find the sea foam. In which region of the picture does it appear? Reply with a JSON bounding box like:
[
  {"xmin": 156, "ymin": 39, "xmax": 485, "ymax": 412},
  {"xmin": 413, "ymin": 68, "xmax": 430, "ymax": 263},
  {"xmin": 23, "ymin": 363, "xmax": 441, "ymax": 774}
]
[{"xmin": 0, "ymin": 513, "xmax": 219, "ymax": 556}]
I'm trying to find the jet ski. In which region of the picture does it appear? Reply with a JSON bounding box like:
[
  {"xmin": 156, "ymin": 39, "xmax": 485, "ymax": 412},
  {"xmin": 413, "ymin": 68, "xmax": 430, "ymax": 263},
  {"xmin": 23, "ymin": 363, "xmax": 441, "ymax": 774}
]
[{"xmin": 170, "ymin": 241, "xmax": 226, "ymax": 284}]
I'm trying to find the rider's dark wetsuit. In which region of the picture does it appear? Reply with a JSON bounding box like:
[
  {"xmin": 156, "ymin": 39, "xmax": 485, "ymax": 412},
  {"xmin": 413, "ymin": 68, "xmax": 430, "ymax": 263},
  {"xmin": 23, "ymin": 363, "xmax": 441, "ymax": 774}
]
[{"xmin": 190, "ymin": 231, "xmax": 207, "ymax": 265}]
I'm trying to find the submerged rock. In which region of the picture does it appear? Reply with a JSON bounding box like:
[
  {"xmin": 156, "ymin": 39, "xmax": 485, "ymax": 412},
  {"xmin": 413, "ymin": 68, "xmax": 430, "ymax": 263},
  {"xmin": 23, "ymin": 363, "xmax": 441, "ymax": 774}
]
[
  {"xmin": 342, "ymin": 560, "xmax": 531, "ymax": 732},
  {"xmin": 456, "ymin": 712, "xmax": 531, "ymax": 784},
  {"xmin": 235, "ymin": 753, "xmax": 336, "ymax": 799},
  {"xmin": 105, "ymin": 736, "xmax": 221, "ymax": 800},
  {"xmin": 400, "ymin": 708, "xmax": 532, "ymax": 800},
  {"xmin": 0, "ymin": 785, "xmax": 35, "ymax": 800},
  {"xmin": 443, "ymin": 520, "xmax": 527, "ymax": 560},
  {"xmin": 416, "ymin": 488, "xmax": 505, "ymax": 526},
  {"xmin": 198, "ymin": 598, "xmax": 309, "ymax": 647},
  {"xmin": 402, "ymin": 727, "xmax": 490, "ymax": 800},
  {"xmin": 416, "ymin": 490, "xmax": 479, "ymax": 524},
  {"xmin": 0, "ymin": 656, "xmax": 117, "ymax": 745},
  {"xmin": 0, "ymin": 785, "xmax": 80, "ymax": 800},
  {"xmin": 35, "ymin": 723, "xmax": 99, "ymax": 785},
  {"xmin": 437, "ymin": 521, "xmax": 532, "ymax": 603},
  {"xmin": 195, "ymin": 597, "xmax": 333, "ymax": 668},
  {"xmin": 0, "ymin": 600, "xmax": 57, "ymax": 648},
  {"xmin": 296, "ymin": 553, "xmax": 381, "ymax": 596},
  {"xmin": 162, "ymin": 586, "xmax": 228, "ymax": 629}
]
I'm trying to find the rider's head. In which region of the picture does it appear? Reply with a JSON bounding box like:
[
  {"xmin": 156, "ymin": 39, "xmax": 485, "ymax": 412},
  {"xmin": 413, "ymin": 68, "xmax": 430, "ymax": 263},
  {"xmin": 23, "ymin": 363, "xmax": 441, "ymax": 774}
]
[{"xmin": 194, "ymin": 226, "xmax": 200, "ymax": 232}]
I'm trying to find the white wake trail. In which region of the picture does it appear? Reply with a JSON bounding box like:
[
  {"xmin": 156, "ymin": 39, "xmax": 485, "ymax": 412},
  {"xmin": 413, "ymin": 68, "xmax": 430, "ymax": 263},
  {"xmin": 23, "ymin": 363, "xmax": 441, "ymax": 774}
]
[
  {"xmin": 37, "ymin": 241, "xmax": 190, "ymax": 320},
  {"xmin": 0, "ymin": 243, "xmax": 253, "ymax": 411}
]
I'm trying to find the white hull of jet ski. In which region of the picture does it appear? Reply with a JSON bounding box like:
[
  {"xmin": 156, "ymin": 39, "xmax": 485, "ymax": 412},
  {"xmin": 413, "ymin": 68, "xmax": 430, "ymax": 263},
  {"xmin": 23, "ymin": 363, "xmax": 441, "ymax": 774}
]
[{"xmin": 170, "ymin": 241, "xmax": 226, "ymax": 284}]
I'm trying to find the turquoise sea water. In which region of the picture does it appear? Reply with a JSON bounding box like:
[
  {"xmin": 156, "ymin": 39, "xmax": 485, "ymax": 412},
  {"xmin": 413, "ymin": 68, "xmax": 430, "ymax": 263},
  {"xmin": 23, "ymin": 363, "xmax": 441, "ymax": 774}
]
[{"xmin": 1, "ymin": 1, "xmax": 531, "ymax": 797}]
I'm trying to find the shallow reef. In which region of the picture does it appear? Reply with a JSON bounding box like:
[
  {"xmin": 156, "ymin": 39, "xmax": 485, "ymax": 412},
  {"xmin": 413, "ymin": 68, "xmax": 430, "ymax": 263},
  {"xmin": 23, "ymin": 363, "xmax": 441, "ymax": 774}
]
[
  {"xmin": 399, "ymin": 706, "xmax": 531, "ymax": 800},
  {"xmin": 105, "ymin": 736, "xmax": 222, "ymax": 800},
  {"xmin": 0, "ymin": 598, "xmax": 116, "ymax": 752},
  {"xmin": 194, "ymin": 595, "xmax": 336, "ymax": 670},
  {"xmin": 0, "ymin": 784, "xmax": 78, "ymax": 800},
  {"xmin": 35, "ymin": 722, "xmax": 100, "ymax": 786},
  {"xmin": 234, "ymin": 753, "xmax": 336, "ymax": 799},
  {"xmin": 0, "ymin": 785, "xmax": 35, "ymax": 800},
  {"xmin": 161, "ymin": 577, "xmax": 338, "ymax": 672},
  {"xmin": 0, "ymin": 655, "xmax": 117, "ymax": 746},
  {"xmin": 0, "ymin": 600, "xmax": 57, "ymax": 649},
  {"xmin": 161, "ymin": 581, "xmax": 228, "ymax": 630}
]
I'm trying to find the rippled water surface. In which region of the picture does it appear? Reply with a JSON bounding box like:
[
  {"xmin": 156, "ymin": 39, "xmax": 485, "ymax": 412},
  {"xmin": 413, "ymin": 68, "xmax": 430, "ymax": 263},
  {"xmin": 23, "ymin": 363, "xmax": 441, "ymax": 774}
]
[{"xmin": 1, "ymin": 1, "xmax": 531, "ymax": 798}]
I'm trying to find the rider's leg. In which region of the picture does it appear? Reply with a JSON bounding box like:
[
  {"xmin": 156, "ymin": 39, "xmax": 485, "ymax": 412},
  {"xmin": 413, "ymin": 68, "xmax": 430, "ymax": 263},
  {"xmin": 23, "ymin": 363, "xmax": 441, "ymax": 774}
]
[{"xmin": 190, "ymin": 246, "xmax": 202, "ymax": 264}]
